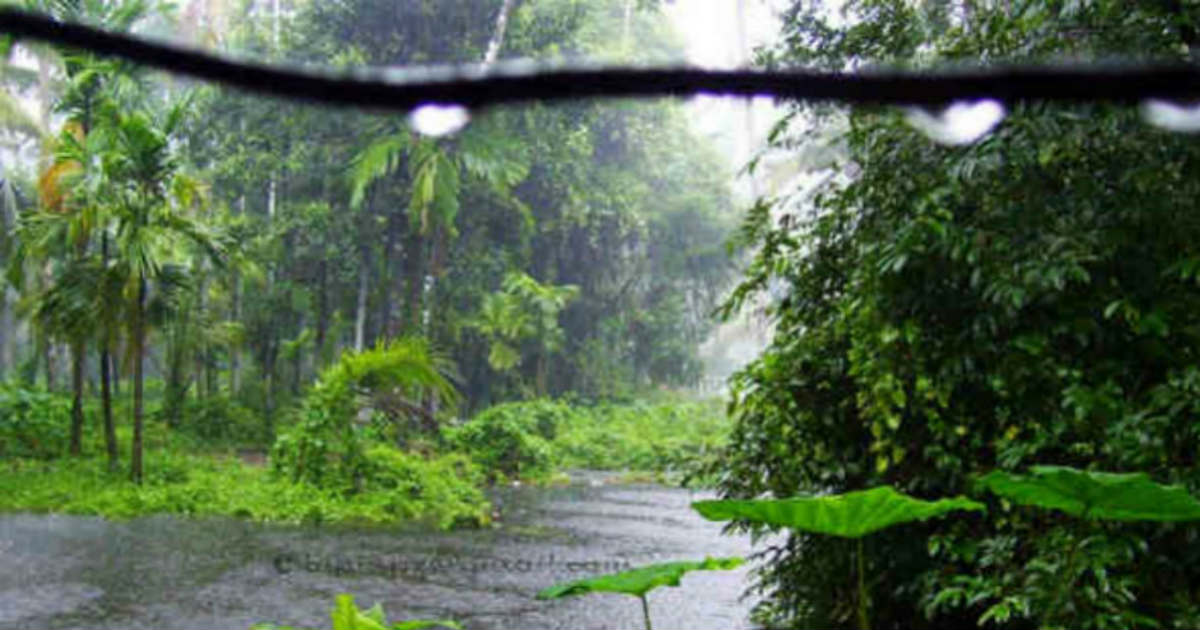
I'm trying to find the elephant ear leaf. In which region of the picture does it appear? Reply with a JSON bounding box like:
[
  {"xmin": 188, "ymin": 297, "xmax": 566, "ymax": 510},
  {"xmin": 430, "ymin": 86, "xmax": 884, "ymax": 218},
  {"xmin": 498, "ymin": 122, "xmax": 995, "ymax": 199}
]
[
  {"xmin": 331, "ymin": 595, "xmax": 388, "ymax": 630},
  {"xmin": 536, "ymin": 556, "xmax": 744, "ymax": 600},
  {"xmin": 976, "ymin": 465, "xmax": 1200, "ymax": 521},
  {"xmin": 692, "ymin": 486, "xmax": 985, "ymax": 538}
]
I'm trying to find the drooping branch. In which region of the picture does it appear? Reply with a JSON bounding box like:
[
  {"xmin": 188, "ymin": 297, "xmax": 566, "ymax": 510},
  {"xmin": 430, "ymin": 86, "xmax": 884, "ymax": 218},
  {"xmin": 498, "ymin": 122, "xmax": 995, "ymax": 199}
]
[{"xmin": 4, "ymin": 7, "xmax": 1200, "ymax": 110}]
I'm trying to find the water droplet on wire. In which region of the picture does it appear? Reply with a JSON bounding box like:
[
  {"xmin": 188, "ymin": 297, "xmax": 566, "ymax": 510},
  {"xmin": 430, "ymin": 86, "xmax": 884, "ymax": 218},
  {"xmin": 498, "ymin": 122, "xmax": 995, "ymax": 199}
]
[
  {"xmin": 1141, "ymin": 100, "xmax": 1200, "ymax": 132},
  {"xmin": 904, "ymin": 100, "xmax": 1006, "ymax": 145},
  {"xmin": 408, "ymin": 104, "xmax": 471, "ymax": 137}
]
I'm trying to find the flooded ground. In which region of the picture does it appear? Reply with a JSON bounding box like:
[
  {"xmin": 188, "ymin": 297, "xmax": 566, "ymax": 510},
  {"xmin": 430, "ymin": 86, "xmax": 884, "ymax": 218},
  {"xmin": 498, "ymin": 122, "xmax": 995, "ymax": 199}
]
[{"xmin": 0, "ymin": 474, "xmax": 761, "ymax": 629}]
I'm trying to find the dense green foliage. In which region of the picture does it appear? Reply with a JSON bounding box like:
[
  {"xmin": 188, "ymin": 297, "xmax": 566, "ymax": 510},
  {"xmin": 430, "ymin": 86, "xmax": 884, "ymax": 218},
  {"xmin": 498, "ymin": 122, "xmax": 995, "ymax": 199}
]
[
  {"xmin": 270, "ymin": 338, "xmax": 457, "ymax": 490},
  {"xmin": 714, "ymin": 1, "xmax": 1200, "ymax": 628},
  {"xmin": 0, "ymin": 383, "xmax": 70, "ymax": 458},
  {"xmin": 690, "ymin": 472, "xmax": 1200, "ymax": 629},
  {"xmin": 446, "ymin": 399, "xmax": 559, "ymax": 481},
  {"xmin": 0, "ymin": 449, "xmax": 489, "ymax": 528},
  {"xmin": 448, "ymin": 397, "xmax": 728, "ymax": 481},
  {"xmin": 0, "ymin": 0, "xmax": 736, "ymax": 526}
]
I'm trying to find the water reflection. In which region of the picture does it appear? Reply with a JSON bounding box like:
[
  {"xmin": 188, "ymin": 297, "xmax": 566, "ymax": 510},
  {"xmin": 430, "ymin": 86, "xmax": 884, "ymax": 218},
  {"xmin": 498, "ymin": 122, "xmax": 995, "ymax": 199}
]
[{"xmin": 0, "ymin": 478, "xmax": 760, "ymax": 630}]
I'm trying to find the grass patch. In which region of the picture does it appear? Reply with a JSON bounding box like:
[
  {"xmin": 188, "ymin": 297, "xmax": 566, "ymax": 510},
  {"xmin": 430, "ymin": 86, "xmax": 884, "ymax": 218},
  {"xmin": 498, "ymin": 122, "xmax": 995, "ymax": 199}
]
[
  {"xmin": 0, "ymin": 449, "xmax": 490, "ymax": 529},
  {"xmin": 448, "ymin": 397, "xmax": 730, "ymax": 486}
]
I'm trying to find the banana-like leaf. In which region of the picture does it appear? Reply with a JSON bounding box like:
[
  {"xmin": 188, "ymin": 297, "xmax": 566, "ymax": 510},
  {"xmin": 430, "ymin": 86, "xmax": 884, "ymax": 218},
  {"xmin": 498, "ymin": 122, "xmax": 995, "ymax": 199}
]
[
  {"xmin": 692, "ymin": 486, "xmax": 985, "ymax": 538},
  {"xmin": 536, "ymin": 556, "xmax": 744, "ymax": 600},
  {"xmin": 327, "ymin": 594, "xmax": 461, "ymax": 630},
  {"xmin": 976, "ymin": 465, "xmax": 1200, "ymax": 521},
  {"xmin": 332, "ymin": 595, "xmax": 387, "ymax": 630}
]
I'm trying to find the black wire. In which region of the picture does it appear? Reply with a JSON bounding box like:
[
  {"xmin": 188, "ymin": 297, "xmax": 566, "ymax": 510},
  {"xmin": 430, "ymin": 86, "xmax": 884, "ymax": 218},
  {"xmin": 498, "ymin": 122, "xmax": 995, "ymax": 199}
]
[{"xmin": 3, "ymin": 7, "xmax": 1200, "ymax": 110}]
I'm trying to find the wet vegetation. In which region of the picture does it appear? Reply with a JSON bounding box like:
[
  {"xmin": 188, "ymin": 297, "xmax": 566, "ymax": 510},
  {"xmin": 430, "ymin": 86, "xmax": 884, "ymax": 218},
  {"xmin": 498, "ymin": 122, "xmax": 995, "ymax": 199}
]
[
  {"xmin": 0, "ymin": 0, "xmax": 733, "ymax": 533},
  {"xmin": 4, "ymin": 0, "xmax": 1200, "ymax": 629}
]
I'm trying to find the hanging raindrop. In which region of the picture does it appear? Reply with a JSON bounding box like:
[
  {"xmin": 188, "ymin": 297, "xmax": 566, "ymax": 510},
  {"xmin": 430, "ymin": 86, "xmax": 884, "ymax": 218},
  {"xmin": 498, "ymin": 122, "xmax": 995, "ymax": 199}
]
[
  {"xmin": 408, "ymin": 104, "xmax": 471, "ymax": 137},
  {"xmin": 1140, "ymin": 100, "xmax": 1200, "ymax": 133},
  {"xmin": 903, "ymin": 99, "xmax": 1006, "ymax": 146}
]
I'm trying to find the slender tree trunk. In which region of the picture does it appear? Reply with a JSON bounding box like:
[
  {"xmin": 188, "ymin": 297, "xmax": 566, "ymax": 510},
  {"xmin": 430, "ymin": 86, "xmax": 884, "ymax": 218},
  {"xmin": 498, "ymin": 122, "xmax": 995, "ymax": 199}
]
[
  {"xmin": 355, "ymin": 244, "xmax": 370, "ymax": 351},
  {"xmin": 100, "ymin": 341, "xmax": 117, "ymax": 471},
  {"xmin": 131, "ymin": 275, "xmax": 146, "ymax": 485},
  {"xmin": 484, "ymin": 0, "xmax": 515, "ymax": 64},
  {"xmin": 0, "ymin": 291, "xmax": 8, "ymax": 381},
  {"xmin": 316, "ymin": 259, "xmax": 329, "ymax": 366},
  {"xmin": 622, "ymin": 0, "xmax": 636, "ymax": 54},
  {"xmin": 69, "ymin": 341, "xmax": 84, "ymax": 455},
  {"xmin": 536, "ymin": 352, "xmax": 548, "ymax": 397},
  {"xmin": 230, "ymin": 193, "xmax": 245, "ymax": 394},
  {"xmin": 379, "ymin": 214, "xmax": 398, "ymax": 340},
  {"xmin": 99, "ymin": 233, "xmax": 117, "ymax": 470},
  {"xmin": 292, "ymin": 313, "xmax": 304, "ymax": 393},
  {"xmin": 110, "ymin": 350, "xmax": 120, "ymax": 396},
  {"xmin": 40, "ymin": 332, "xmax": 55, "ymax": 391},
  {"xmin": 264, "ymin": 339, "xmax": 276, "ymax": 439},
  {"xmin": 197, "ymin": 268, "xmax": 209, "ymax": 400},
  {"xmin": 405, "ymin": 229, "xmax": 425, "ymax": 334}
]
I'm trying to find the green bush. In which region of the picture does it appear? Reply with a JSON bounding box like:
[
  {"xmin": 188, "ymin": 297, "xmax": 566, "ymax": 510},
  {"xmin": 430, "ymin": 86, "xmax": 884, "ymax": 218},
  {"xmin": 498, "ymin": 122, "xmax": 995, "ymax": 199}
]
[
  {"xmin": 361, "ymin": 446, "xmax": 490, "ymax": 528},
  {"xmin": 0, "ymin": 448, "xmax": 489, "ymax": 529},
  {"xmin": 552, "ymin": 401, "xmax": 728, "ymax": 474},
  {"xmin": 449, "ymin": 398, "xmax": 730, "ymax": 482},
  {"xmin": 0, "ymin": 383, "xmax": 72, "ymax": 459},
  {"xmin": 169, "ymin": 396, "xmax": 264, "ymax": 446},
  {"xmin": 446, "ymin": 400, "xmax": 560, "ymax": 481},
  {"xmin": 271, "ymin": 338, "xmax": 458, "ymax": 491}
]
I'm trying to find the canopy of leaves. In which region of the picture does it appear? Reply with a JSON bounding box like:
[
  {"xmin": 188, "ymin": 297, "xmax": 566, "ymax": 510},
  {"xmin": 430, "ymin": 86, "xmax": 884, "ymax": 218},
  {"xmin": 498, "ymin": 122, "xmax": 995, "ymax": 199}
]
[
  {"xmin": 693, "ymin": 487, "xmax": 983, "ymax": 538},
  {"xmin": 977, "ymin": 466, "xmax": 1200, "ymax": 522},
  {"xmin": 536, "ymin": 556, "xmax": 744, "ymax": 600}
]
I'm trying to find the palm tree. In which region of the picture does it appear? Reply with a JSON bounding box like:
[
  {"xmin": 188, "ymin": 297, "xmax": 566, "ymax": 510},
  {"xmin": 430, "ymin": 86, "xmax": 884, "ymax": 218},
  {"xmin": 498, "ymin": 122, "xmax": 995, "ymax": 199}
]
[
  {"xmin": 7, "ymin": 0, "xmax": 158, "ymax": 464},
  {"xmin": 100, "ymin": 103, "xmax": 221, "ymax": 483}
]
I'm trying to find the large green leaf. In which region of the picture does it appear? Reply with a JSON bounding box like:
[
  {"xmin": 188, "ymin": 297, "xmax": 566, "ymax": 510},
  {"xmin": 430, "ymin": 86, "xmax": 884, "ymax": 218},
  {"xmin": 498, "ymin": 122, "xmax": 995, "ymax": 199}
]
[
  {"xmin": 976, "ymin": 465, "xmax": 1200, "ymax": 521},
  {"xmin": 536, "ymin": 556, "xmax": 744, "ymax": 600},
  {"xmin": 331, "ymin": 595, "xmax": 387, "ymax": 630},
  {"xmin": 691, "ymin": 486, "xmax": 985, "ymax": 538},
  {"xmin": 326, "ymin": 594, "xmax": 461, "ymax": 630}
]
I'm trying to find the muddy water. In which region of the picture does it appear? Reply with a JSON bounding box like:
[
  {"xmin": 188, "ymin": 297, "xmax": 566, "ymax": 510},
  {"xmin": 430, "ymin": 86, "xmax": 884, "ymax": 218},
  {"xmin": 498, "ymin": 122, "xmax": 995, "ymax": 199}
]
[{"xmin": 0, "ymin": 475, "xmax": 761, "ymax": 629}]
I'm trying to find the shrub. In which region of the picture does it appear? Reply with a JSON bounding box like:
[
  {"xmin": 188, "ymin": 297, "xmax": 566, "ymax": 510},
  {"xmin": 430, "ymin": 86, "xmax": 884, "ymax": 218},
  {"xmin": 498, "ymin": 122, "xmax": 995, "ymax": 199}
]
[
  {"xmin": 271, "ymin": 338, "xmax": 458, "ymax": 491},
  {"xmin": 446, "ymin": 400, "xmax": 563, "ymax": 481},
  {"xmin": 0, "ymin": 383, "xmax": 71, "ymax": 459},
  {"xmin": 450, "ymin": 398, "xmax": 730, "ymax": 482},
  {"xmin": 170, "ymin": 396, "xmax": 263, "ymax": 446}
]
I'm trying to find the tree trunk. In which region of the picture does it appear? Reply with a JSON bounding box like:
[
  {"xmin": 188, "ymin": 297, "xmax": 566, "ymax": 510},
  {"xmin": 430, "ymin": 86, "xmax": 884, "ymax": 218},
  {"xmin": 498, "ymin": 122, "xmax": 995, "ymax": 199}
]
[
  {"xmin": 405, "ymin": 229, "xmax": 425, "ymax": 334},
  {"xmin": 69, "ymin": 341, "xmax": 84, "ymax": 456},
  {"xmin": 110, "ymin": 350, "xmax": 120, "ymax": 396},
  {"xmin": 379, "ymin": 213, "xmax": 399, "ymax": 340},
  {"xmin": 292, "ymin": 312, "xmax": 304, "ymax": 394},
  {"xmin": 98, "ymin": 236, "xmax": 116, "ymax": 464},
  {"xmin": 316, "ymin": 259, "xmax": 329, "ymax": 366},
  {"xmin": 0, "ymin": 290, "xmax": 8, "ymax": 381},
  {"xmin": 230, "ymin": 194, "xmax": 245, "ymax": 394},
  {"xmin": 131, "ymin": 275, "xmax": 146, "ymax": 485},
  {"xmin": 100, "ymin": 341, "xmax": 118, "ymax": 471},
  {"xmin": 197, "ymin": 269, "xmax": 209, "ymax": 400},
  {"xmin": 484, "ymin": 0, "xmax": 515, "ymax": 65},
  {"xmin": 42, "ymin": 333, "xmax": 55, "ymax": 391},
  {"xmin": 264, "ymin": 338, "xmax": 276, "ymax": 439},
  {"xmin": 355, "ymin": 244, "xmax": 370, "ymax": 351}
]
